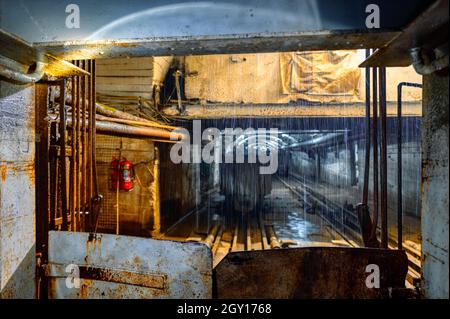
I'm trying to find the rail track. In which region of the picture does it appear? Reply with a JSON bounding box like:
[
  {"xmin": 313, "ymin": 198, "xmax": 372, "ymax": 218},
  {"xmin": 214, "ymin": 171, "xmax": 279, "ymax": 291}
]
[
  {"xmin": 202, "ymin": 174, "xmax": 420, "ymax": 287},
  {"xmin": 278, "ymin": 174, "xmax": 421, "ymax": 288}
]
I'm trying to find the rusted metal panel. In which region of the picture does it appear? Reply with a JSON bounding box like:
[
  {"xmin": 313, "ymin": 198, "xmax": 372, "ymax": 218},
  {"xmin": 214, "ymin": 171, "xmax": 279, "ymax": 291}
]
[
  {"xmin": 47, "ymin": 231, "xmax": 212, "ymax": 299},
  {"xmin": 0, "ymin": 80, "xmax": 36, "ymax": 298},
  {"xmin": 214, "ymin": 247, "xmax": 408, "ymax": 299}
]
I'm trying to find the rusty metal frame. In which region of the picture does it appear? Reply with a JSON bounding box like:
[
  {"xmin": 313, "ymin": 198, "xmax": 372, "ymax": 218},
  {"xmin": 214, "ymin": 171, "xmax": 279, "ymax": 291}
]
[
  {"xmin": 214, "ymin": 247, "xmax": 408, "ymax": 298},
  {"xmin": 46, "ymin": 231, "xmax": 212, "ymax": 299},
  {"xmin": 35, "ymin": 60, "xmax": 98, "ymax": 298},
  {"xmin": 371, "ymin": 67, "xmax": 380, "ymax": 244},
  {"xmin": 362, "ymin": 49, "xmax": 371, "ymax": 205},
  {"xmin": 396, "ymin": 82, "xmax": 422, "ymax": 250}
]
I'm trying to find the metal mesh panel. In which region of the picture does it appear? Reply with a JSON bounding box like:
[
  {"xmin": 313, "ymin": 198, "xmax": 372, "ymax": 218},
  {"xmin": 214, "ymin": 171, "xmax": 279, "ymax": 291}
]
[{"xmin": 95, "ymin": 134, "xmax": 155, "ymax": 235}]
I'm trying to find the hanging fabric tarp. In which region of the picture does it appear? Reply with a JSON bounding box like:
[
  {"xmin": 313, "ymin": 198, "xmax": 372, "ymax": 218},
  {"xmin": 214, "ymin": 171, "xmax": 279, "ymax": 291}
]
[{"xmin": 279, "ymin": 50, "xmax": 362, "ymax": 103}]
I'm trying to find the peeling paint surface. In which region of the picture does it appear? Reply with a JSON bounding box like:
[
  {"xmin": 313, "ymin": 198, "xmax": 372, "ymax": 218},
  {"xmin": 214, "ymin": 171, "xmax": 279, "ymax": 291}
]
[
  {"xmin": 47, "ymin": 231, "xmax": 212, "ymax": 299},
  {"xmin": 214, "ymin": 247, "xmax": 408, "ymax": 298},
  {"xmin": 0, "ymin": 80, "xmax": 36, "ymax": 298}
]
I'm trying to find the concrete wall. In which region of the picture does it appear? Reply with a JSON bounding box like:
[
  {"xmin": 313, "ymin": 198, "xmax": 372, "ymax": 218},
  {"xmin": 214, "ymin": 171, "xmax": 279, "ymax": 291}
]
[
  {"xmin": 290, "ymin": 152, "xmax": 316, "ymax": 181},
  {"xmin": 0, "ymin": 80, "xmax": 35, "ymax": 298},
  {"xmin": 290, "ymin": 148, "xmax": 355, "ymax": 188},
  {"xmin": 357, "ymin": 142, "xmax": 422, "ymax": 218},
  {"xmin": 421, "ymin": 73, "xmax": 449, "ymax": 299},
  {"xmin": 321, "ymin": 148, "xmax": 355, "ymax": 187},
  {"xmin": 158, "ymin": 143, "xmax": 200, "ymax": 234}
]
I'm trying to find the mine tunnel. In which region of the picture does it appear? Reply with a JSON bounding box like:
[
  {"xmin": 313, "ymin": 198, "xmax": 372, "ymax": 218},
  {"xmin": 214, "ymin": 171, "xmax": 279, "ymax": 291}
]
[{"xmin": 0, "ymin": 0, "xmax": 448, "ymax": 300}]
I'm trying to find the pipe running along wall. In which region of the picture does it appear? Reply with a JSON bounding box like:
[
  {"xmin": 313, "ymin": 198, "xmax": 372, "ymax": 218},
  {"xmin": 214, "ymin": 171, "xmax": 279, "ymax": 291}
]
[{"xmin": 0, "ymin": 55, "xmax": 45, "ymax": 83}]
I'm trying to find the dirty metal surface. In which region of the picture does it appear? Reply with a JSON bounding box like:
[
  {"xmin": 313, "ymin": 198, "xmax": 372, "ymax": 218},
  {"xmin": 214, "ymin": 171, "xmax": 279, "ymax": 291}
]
[
  {"xmin": 360, "ymin": 0, "xmax": 449, "ymax": 67},
  {"xmin": 214, "ymin": 247, "xmax": 408, "ymax": 299},
  {"xmin": 36, "ymin": 31, "xmax": 399, "ymax": 61},
  {"xmin": 47, "ymin": 231, "xmax": 212, "ymax": 299},
  {"xmin": 0, "ymin": 29, "xmax": 90, "ymax": 78},
  {"xmin": 2, "ymin": 0, "xmax": 431, "ymax": 43},
  {"xmin": 163, "ymin": 102, "xmax": 422, "ymax": 119},
  {"xmin": 2, "ymin": 0, "xmax": 434, "ymax": 61}
]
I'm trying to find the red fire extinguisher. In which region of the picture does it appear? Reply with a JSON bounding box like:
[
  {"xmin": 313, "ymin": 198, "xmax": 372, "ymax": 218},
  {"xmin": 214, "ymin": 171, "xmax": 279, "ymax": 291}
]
[
  {"xmin": 110, "ymin": 157, "xmax": 134, "ymax": 191},
  {"xmin": 119, "ymin": 158, "xmax": 134, "ymax": 191}
]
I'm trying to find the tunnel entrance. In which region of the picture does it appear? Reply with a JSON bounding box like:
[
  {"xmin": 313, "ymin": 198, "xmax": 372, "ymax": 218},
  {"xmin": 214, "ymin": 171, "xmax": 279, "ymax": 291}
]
[
  {"xmin": 152, "ymin": 116, "xmax": 422, "ymax": 279},
  {"xmin": 32, "ymin": 49, "xmax": 424, "ymax": 298}
]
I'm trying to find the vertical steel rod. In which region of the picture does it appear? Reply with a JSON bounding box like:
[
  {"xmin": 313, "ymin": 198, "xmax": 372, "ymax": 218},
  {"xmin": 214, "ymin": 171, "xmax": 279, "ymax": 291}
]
[
  {"xmin": 87, "ymin": 60, "xmax": 93, "ymax": 231},
  {"xmin": 371, "ymin": 67, "xmax": 379, "ymax": 242},
  {"xmin": 70, "ymin": 64, "xmax": 77, "ymax": 231},
  {"xmin": 396, "ymin": 82, "xmax": 422, "ymax": 250},
  {"xmin": 379, "ymin": 67, "xmax": 388, "ymax": 248},
  {"xmin": 362, "ymin": 48, "xmax": 371, "ymax": 205},
  {"xmin": 397, "ymin": 83, "xmax": 403, "ymax": 250},
  {"xmin": 75, "ymin": 60, "xmax": 81, "ymax": 231},
  {"xmin": 49, "ymin": 123, "xmax": 57, "ymax": 231},
  {"xmin": 91, "ymin": 60, "xmax": 100, "ymax": 229},
  {"xmin": 59, "ymin": 80, "xmax": 69, "ymax": 231},
  {"xmin": 81, "ymin": 60, "xmax": 87, "ymax": 231}
]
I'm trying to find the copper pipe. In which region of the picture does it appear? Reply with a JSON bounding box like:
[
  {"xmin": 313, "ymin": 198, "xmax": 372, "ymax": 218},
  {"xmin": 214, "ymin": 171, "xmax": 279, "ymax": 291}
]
[
  {"xmin": 86, "ymin": 60, "xmax": 93, "ymax": 231},
  {"xmin": 81, "ymin": 60, "xmax": 87, "ymax": 231},
  {"xmin": 96, "ymin": 102, "xmax": 163, "ymax": 125},
  {"xmin": 49, "ymin": 142, "xmax": 58, "ymax": 231},
  {"xmin": 95, "ymin": 113, "xmax": 177, "ymax": 130},
  {"xmin": 66, "ymin": 118, "xmax": 184, "ymax": 140},
  {"xmin": 75, "ymin": 60, "xmax": 81, "ymax": 232},
  {"xmin": 151, "ymin": 147, "xmax": 161, "ymax": 236},
  {"xmin": 95, "ymin": 120, "xmax": 184, "ymax": 140},
  {"xmin": 61, "ymin": 99, "xmax": 176, "ymax": 130},
  {"xmin": 69, "ymin": 68, "xmax": 74, "ymax": 232},
  {"xmin": 70, "ymin": 63, "xmax": 77, "ymax": 232},
  {"xmin": 91, "ymin": 60, "xmax": 102, "ymax": 232},
  {"xmin": 59, "ymin": 80, "xmax": 69, "ymax": 231}
]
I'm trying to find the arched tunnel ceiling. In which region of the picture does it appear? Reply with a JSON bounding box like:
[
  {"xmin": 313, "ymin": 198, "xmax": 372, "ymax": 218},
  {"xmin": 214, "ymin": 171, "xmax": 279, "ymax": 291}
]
[{"xmin": 0, "ymin": 0, "xmax": 436, "ymax": 60}]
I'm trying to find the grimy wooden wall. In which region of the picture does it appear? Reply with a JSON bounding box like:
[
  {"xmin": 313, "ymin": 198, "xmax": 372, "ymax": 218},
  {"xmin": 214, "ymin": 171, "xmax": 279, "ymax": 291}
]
[{"xmin": 96, "ymin": 57, "xmax": 154, "ymax": 102}]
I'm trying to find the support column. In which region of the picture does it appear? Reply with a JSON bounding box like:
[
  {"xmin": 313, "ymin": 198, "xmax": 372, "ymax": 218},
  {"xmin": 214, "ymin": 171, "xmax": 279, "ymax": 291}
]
[{"xmin": 421, "ymin": 72, "xmax": 449, "ymax": 299}]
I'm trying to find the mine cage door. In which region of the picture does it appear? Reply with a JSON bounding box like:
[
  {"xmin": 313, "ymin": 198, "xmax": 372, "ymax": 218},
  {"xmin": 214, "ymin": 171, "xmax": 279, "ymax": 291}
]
[
  {"xmin": 45, "ymin": 231, "xmax": 212, "ymax": 299},
  {"xmin": 34, "ymin": 61, "xmax": 212, "ymax": 299}
]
